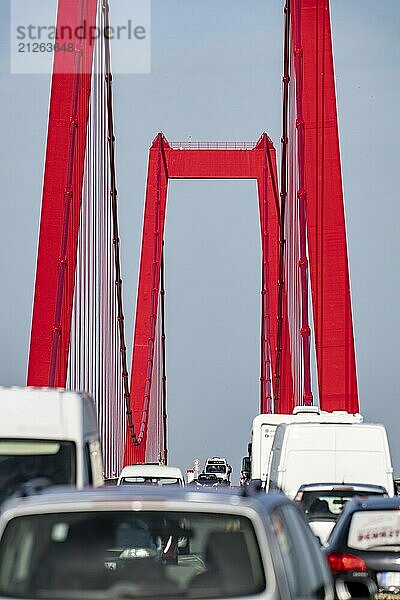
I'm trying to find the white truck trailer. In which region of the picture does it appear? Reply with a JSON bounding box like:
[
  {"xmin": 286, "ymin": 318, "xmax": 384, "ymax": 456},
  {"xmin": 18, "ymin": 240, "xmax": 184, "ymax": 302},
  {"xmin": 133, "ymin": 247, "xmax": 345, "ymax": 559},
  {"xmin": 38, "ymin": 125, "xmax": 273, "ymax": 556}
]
[{"xmin": 245, "ymin": 407, "xmax": 363, "ymax": 487}]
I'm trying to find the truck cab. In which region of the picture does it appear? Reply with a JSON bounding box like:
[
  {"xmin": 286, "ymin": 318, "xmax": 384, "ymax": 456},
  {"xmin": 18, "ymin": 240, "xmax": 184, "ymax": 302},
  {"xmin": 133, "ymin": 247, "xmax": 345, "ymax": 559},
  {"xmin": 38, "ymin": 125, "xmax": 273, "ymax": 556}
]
[{"xmin": 0, "ymin": 387, "xmax": 103, "ymax": 504}]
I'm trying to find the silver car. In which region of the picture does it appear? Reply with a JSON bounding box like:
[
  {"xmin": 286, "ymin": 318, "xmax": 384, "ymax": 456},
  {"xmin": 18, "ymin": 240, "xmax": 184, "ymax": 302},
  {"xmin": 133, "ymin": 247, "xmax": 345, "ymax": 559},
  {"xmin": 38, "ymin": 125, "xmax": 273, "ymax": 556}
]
[{"xmin": 0, "ymin": 486, "xmax": 334, "ymax": 599}]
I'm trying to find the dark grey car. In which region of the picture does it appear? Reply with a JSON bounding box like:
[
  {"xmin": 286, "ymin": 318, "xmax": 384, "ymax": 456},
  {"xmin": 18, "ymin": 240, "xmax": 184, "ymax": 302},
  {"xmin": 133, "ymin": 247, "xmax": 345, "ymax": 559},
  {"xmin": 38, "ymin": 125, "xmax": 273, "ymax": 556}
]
[
  {"xmin": 325, "ymin": 496, "xmax": 400, "ymax": 599},
  {"xmin": 0, "ymin": 486, "xmax": 334, "ymax": 600}
]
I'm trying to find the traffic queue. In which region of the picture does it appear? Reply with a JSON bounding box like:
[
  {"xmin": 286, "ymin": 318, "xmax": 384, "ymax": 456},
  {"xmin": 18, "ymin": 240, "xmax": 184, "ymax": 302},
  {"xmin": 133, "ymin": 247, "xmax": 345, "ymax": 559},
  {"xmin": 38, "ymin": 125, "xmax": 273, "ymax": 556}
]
[{"xmin": 0, "ymin": 386, "xmax": 398, "ymax": 600}]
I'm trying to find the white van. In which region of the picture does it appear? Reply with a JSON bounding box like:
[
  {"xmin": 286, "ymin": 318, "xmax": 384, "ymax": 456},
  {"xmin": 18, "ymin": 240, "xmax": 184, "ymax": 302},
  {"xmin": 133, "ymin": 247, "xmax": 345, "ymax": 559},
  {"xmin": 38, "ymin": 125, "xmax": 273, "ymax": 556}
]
[
  {"xmin": 248, "ymin": 407, "xmax": 363, "ymax": 486},
  {"xmin": 267, "ymin": 422, "xmax": 394, "ymax": 498},
  {"xmin": 117, "ymin": 464, "xmax": 185, "ymax": 487},
  {"xmin": 0, "ymin": 387, "xmax": 103, "ymax": 502}
]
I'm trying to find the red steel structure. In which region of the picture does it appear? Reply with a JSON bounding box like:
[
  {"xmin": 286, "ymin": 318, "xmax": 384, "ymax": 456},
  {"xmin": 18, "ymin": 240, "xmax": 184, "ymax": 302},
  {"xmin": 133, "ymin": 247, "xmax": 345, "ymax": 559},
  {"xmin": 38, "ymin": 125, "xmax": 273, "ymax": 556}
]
[
  {"xmin": 27, "ymin": 0, "xmax": 127, "ymax": 476},
  {"xmin": 290, "ymin": 0, "xmax": 358, "ymax": 412},
  {"xmin": 27, "ymin": 0, "xmax": 97, "ymax": 388},
  {"xmin": 27, "ymin": 0, "xmax": 359, "ymax": 469},
  {"xmin": 124, "ymin": 134, "xmax": 294, "ymax": 464}
]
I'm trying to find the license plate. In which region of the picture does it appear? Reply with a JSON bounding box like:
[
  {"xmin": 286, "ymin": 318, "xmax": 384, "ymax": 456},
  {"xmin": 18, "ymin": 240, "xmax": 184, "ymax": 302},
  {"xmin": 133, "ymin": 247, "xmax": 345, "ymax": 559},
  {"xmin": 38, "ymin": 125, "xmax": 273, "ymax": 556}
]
[{"xmin": 378, "ymin": 572, "xmax": 400, "ymax": 588}]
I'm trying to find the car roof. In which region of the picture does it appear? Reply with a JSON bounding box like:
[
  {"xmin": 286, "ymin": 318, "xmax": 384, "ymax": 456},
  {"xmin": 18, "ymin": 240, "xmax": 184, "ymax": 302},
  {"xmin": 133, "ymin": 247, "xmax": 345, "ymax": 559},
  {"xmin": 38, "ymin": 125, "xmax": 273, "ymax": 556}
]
[
  {"xmin": 342, "ymin": 495, "xmax": 400, "ymax": 512},
  {"xmin": 118, "ymin": 465, "xmax": 183, "ymax": 478},
  {"xmin": 0, "ymin": 486, "xmax": 291, "ymax": 519},
  {"xmin": 297, "ymin": 483, "xmax": 387, "ymax": 493}
]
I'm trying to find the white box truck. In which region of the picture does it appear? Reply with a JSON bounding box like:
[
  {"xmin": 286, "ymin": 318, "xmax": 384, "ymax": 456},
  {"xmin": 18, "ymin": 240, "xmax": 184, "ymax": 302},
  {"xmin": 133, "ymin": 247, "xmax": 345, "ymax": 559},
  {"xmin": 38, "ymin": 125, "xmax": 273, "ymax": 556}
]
[
  {"xmin": 0, "ymin": 387, "xmax": 103, "ymax": 503},
  {"xmin": 246, "ymin": 407, "xmax": 363, "ymax": 486},
  {"xmin": 267, "ymin": 422, "xmax": 394, "ymax": 498}
]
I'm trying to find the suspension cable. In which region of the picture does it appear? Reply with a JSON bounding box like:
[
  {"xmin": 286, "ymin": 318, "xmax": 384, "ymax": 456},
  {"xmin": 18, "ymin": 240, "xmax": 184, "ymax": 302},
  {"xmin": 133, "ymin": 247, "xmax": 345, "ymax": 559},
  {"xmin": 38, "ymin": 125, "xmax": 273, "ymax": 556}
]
[
  {"xmin": 160, "ymin": 245, "xmax": 168, "ymax": 465},
  {"xmin": 275, "ymin": 0, "xmax": 291, "ymax": 408},
  {"xmin": 103, "ymin": 0, "xmax": 139, "ymax": 444}
]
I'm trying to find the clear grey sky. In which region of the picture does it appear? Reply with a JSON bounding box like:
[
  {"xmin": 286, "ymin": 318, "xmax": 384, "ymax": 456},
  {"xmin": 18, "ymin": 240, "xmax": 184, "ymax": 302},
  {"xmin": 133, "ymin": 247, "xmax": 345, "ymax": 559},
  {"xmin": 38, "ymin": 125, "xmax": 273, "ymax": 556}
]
[{"xmin": 0, "ymin": 1, "xmax": 399, "ymax": 480}]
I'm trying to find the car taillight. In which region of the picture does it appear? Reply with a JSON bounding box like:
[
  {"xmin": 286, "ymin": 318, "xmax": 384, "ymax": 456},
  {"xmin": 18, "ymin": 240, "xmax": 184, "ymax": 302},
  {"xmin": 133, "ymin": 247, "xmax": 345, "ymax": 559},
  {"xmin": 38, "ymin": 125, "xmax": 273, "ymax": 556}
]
[{"xmin": 326, "ymin": 552, "xmax": 367, "ymax": 573}]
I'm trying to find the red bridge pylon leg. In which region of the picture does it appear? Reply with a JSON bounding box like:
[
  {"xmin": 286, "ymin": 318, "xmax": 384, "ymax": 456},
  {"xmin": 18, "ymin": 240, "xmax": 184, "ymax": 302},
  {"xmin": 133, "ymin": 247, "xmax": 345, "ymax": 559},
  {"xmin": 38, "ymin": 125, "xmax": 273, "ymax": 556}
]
[
  {"xmin": 292, "ymin": 0, "xmax": 359, "ymax": 412},
  {"xmin": 258, "ymin": 136, "xmax": 294, "ymax": 414},
  {"xmin": 125, "ymin": 134, "xmax": 168, "ymax": 464},
  {"xmin": 27, "ymin": 0, "xmax": 97, "ymax": 387}
]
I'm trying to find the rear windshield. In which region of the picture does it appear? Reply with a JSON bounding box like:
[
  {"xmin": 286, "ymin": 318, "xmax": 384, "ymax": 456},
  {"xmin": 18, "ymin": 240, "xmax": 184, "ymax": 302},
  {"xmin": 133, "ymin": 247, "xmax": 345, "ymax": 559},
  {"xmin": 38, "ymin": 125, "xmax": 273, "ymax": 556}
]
[
  {"xmin": 299, "ymin": 490, "xmax": 384, "ymax": 521},
  {"xmin": 0, "ymin": 439, "xmax": 76, "ymax": 503},
  {"xmin": 348, "ymin": 510, "xmax": 400, "ymax": 551},
  {"xmin": 121, "ymin": 477, "xmax": 182, "ymax": 486},
  {"xmin": 0, "ymin": 510, "xmax": 265, "ymax": 599}
]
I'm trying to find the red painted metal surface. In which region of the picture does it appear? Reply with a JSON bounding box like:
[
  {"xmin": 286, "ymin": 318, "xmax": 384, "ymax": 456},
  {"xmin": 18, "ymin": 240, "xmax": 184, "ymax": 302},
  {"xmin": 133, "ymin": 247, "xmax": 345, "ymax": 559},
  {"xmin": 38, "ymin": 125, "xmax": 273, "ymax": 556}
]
[
  {"xmin": 27, "ymin": 0, "xmax": 97, "ymax": 387},
  {"xmin": 278, "ymin": 292, "xmax": 295, "ymax": 413},
  {"xmin": 126, "ymin": 135, "xmax": 168, "ymax": 463},
  {"xmin": 275, "ymin": 0, "xmax": 296, "ymax": 414},
  {"xmin": 124, "ymin": 133, "xmax": 292, "ymax": 464},
  {"xmin": 291, "ymin": 0, "xmax": 359, "ymax": 412},
  {"xmin": 26, "ymin": 0, "xmax": 359, "ymax": 469},
  {"xmin": 292, "ymin": 0, "xmax": 313, "ymax": 406}
]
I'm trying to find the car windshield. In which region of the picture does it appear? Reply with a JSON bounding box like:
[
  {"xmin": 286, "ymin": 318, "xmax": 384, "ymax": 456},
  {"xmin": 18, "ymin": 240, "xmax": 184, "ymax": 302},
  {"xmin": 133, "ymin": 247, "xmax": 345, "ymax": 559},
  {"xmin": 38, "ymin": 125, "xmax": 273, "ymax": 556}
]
[
  {"xmin": 299, "ymin": 490, "xmax": 384, "ymax": 521},
  {"xmin": 0, "ymin": 510, "xmax": 265, "ymax": 599},
  {"xmin": 205, "ymin": 465, "xmax": 226, "ymax": 474},
  {"xmin": 0, "ymin": 439, "xmax": 76, "ymax": 503},
  {"xmin": 121, "ymin": 477, "xmax": 181, "ymax": 486},
  {"xmin": 348, "ymin": 510, "xmax": 400, "ymax": 551}
]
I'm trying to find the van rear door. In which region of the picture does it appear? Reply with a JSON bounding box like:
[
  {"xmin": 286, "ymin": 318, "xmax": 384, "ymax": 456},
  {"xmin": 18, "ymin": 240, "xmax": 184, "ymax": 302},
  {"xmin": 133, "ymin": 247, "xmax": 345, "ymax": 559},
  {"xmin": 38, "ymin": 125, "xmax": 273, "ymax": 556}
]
[
  {"xmin": 335, "ymin": 425, "xmax": 393, "ymax": 494},
  {"xmin": 282, "ymin": 425, "xmax": 336, "ymax": 498}
]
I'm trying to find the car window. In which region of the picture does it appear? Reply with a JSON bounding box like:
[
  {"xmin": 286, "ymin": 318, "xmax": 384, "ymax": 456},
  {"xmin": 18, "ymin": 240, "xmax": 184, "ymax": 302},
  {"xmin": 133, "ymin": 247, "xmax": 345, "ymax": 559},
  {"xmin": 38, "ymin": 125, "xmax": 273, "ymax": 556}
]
[
  {"xmin": 272, "ymin": 505, "xmax": 330, "ymax": 599},
  {"xmin": 348, "ymin": 510, "xmax": 400, "ymax": 551},
  {"xmin": 0, "ymin": 439, "xmax": 76, "ymax": 502},
  {"xmin": 299, "ymin": 491, "xmax": 384, "ymax": 521},
  {"xmin": 0, "ymin": 510, "xmax": 266, "ymax": 599},
  {"xmin": 121, "ymin": 476, "xmax": 182, "ymax": 486},
  {"xmin": 205, "ymin": 465, "xmax": 226, "ymax": 474}
]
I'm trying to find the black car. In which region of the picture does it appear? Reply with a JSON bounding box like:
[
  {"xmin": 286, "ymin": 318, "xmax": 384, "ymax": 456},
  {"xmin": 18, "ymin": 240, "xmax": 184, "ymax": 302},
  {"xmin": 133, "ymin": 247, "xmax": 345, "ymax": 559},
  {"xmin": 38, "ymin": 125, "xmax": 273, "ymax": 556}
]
[
  {"xmin": 325, "ymin": 496, "xmax": 400, "ymax": 599},
  {"xmin": 191, "ymin": 473, "xmax": 230, "ymax": 488}
]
